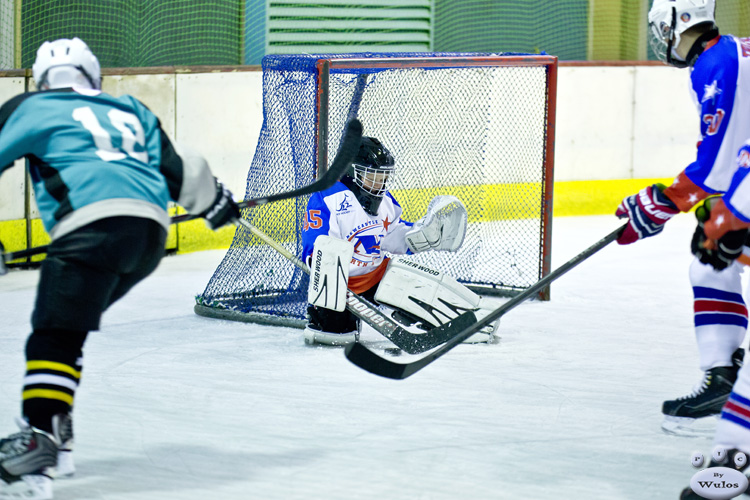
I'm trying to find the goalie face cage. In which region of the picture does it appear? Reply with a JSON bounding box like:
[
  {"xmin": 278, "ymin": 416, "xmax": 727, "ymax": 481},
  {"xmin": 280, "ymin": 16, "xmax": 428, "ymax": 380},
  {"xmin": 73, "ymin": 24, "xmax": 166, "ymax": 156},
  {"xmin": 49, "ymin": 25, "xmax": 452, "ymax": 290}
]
[{"xmin": 196, "ymin": 52, "xmax": 557, "ymax": 328}]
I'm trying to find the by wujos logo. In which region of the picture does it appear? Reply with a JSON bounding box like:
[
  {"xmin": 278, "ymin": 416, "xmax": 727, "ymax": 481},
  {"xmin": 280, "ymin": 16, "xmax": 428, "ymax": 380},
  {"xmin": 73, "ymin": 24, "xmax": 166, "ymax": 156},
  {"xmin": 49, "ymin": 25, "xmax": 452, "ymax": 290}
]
[{"xmin": 690, "ymin": 466, "xmax": 748, "ymax": 499}]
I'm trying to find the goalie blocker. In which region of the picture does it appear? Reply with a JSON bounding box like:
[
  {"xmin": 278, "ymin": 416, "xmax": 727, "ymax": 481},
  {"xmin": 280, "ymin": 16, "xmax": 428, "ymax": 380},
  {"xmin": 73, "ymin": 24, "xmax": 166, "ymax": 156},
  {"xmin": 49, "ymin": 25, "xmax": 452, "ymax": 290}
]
[{"xmin": 375, "ymin": 258, "xmax": 499, "ymax": 344}]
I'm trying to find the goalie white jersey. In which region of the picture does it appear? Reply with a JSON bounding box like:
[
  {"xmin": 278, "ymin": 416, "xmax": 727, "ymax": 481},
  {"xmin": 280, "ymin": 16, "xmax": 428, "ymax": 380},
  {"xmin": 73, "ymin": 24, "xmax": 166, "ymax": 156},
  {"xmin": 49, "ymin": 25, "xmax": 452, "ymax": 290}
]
[{"xmin": 302, "ymin": 182, "xmax": 412, "ymax": 293}]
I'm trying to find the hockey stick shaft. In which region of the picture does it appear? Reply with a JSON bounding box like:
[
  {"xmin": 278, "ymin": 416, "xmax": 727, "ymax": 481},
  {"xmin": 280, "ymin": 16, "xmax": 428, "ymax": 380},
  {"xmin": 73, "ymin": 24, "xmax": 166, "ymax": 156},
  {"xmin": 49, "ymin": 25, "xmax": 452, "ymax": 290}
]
[
  {"xmin": 1, "ymin": 119, "xmax": 363, "ymax": 267},
  {"xmin": 171, "ymin": 119, "xmax": 362, "ymax": 224},
  {"xmin": 232, "ymin": 217, "xmax": 426, "ymax": 351},
  {"xmin": 344, "ymin": 223, "xmax": 627, "ymax": 379}
]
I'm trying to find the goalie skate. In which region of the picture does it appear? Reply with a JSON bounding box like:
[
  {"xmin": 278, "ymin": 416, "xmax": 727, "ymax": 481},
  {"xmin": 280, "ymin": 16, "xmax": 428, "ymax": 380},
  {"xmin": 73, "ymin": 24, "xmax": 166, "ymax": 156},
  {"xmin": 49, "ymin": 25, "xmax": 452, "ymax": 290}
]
[
  {"xmin": 303, "ymin": 326, "xmax": 358, "ymax": 346},
  {"xmin": 661, "ymin": 348, "xmax": 743, "ymax": 437}
]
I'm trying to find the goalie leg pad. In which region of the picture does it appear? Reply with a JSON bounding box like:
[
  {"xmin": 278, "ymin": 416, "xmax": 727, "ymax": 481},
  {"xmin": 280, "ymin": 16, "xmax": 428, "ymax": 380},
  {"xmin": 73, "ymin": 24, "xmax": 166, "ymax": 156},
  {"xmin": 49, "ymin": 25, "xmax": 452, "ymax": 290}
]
[
  {"xmin": 308, "ymin": 236, "xmax": 354, "ymax": 312},
  {"xmin": 374, "ymin": 258, "xmax": 498, "ymax": 342}
]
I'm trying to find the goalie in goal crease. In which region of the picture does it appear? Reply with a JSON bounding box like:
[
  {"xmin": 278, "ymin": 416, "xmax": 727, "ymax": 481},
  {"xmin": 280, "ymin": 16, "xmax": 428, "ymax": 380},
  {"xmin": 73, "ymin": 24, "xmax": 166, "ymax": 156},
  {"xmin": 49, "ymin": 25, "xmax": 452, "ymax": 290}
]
[{"xmin": 302, "ymin": 135, "xmax": 500, "ymax": 347}]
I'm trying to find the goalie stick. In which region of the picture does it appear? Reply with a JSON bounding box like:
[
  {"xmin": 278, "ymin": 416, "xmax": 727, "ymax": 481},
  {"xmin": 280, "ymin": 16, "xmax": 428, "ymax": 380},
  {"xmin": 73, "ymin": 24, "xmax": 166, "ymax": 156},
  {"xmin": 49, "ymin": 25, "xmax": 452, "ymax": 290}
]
[
  {"xmin": 0, "ymin": 119, "xmax": 363, "ymax": 270},
  {"xmin": 344, "ymin": 223, "xmax": 628, "ymax": 380},
  {"xmin": 231, "ymin": 216, "xmax": 443, "ymax": 354}
]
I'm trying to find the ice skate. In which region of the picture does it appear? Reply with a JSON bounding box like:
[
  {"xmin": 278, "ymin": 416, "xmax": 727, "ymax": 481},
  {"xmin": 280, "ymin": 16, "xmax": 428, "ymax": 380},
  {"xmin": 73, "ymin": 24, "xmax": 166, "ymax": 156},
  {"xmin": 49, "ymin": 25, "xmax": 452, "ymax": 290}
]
[
  {"xmin": 0, "ymin": 420, "xmax": 58, "ymax": 500},
  {"xmin": 661, "ymin": 348, "xmax": 743, "ymax": 437},
  {"xmin": 50, "ymin": 414, "xmax": 74, "ymax": 479},
  {"xmin": 303, "ymin": 325, "xmax": 358, "ymax": 346}
]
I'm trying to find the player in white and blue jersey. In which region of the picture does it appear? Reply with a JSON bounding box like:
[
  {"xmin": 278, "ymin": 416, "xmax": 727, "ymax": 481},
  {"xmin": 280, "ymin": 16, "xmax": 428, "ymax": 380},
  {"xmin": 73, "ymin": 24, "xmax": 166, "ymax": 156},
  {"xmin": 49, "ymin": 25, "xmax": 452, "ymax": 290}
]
[
  {"xmin": 614, "ymin": 0, "xmax": 750, "ymax": 436},
  {"xmin": 676, "ymin": 140, "xmax": 750, "ymax": 497},
  {"xmin": 0, "ymin": 38, "xmax": 239, "ymax": 500}
]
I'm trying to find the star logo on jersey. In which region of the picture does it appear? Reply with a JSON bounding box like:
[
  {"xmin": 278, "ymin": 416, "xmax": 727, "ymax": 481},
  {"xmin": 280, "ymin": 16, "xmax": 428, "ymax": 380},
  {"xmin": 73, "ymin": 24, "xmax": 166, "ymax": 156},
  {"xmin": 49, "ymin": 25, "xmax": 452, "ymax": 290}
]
[
  {"xmin": 701, "ymin": 80, "xmax": 722, "ymax": 103},
  {"xmin": 382, "ymin": 216, "xmax": 392, "ymax": 231},
  {"xmin": 337, "ymin": 194, "xmax": 353, "ymax": 212}
]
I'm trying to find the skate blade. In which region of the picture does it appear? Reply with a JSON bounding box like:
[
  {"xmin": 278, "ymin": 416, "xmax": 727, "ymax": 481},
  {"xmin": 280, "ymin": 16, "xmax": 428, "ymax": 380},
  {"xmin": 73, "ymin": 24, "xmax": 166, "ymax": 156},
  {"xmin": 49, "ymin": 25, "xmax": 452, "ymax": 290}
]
[
  {"xmin": 661, "ymin": 415, "xmax": 718, "ymax": 438},
  {"xmin": 0, "ymin": 475, "xmax": 53, "ymax": 500},
  {"xmin": 52, "ymin": 450, "xmax": 75, "ymax": 478}
]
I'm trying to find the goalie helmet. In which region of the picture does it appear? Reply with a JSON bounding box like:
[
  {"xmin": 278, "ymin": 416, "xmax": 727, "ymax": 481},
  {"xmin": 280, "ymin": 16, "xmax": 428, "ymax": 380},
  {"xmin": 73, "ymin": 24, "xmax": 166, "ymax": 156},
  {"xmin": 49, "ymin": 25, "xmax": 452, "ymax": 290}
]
[
  {"xmin": 344, "ymin": 136, "xmax": 396, "ymax": 216},
  {"xmin": 32, "ymin": 37, "xmax": 101, "ymax": 90},
  {"xmin": 647, "ymin": 0, "xmax": 718, "ymax": 68}
]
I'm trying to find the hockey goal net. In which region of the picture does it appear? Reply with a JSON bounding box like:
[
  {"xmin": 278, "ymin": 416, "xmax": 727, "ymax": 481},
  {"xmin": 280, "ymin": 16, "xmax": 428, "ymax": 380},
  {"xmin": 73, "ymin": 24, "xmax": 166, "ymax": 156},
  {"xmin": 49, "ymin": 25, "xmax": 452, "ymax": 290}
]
[{"xmin": 195, "ymin": 52, "xmax": 557, "ymax": 328}]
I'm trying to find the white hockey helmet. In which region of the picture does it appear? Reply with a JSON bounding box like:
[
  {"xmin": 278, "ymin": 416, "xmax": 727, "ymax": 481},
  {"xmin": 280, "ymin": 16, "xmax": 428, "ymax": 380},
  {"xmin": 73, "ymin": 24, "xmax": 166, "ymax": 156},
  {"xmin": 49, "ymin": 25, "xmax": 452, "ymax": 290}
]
[
  {"xmin": 32, "ymin": 37, "xmax": 101, "ymax": 90},
  {"xmin": 648, "ymin": 0, "xmax": 717, "ymax": 67}
]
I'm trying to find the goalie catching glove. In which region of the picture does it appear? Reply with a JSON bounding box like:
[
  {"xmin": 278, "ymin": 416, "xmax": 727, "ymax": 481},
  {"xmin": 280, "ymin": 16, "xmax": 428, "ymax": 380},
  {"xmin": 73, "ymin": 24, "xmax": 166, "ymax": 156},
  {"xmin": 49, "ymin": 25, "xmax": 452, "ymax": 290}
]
[
  {"xmin": 405, "ymin": 195, "xmax": 467, "ymax": 253},
  {"xmin": 307, "ymin": 235, "xmax": 354, "ymax": 312},
  {"xmin": 691, "ymin": 197, "xmax": 750, "ymax": 271}
]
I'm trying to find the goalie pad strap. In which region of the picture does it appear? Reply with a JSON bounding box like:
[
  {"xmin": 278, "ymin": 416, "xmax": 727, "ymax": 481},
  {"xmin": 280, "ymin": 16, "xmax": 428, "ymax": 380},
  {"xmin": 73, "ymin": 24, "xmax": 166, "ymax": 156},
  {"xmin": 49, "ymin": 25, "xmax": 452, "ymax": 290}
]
[
  {"xmin": 308, "ymin": 236, "xmax": 354, "ymax": 312},
  {"xmin": 374, "ymin": 258, "xmax": 480, "ymax": 328}
]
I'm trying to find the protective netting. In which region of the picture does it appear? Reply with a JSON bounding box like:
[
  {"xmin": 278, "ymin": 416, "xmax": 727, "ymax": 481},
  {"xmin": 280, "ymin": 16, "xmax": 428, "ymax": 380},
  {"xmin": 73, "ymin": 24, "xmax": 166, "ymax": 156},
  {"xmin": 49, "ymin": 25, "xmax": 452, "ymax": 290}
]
[
  {"xmin": 196, "ymin": 52, "xmax": 554, "ymax": 327},
  {"xmin": 10, "ymin": 0, "xmax": 242, "ymax": 69},
  {"xmin": 3, "ymin": 0, "xmax": 747, "ymax": 70},
  {"xmin": 434, "ymin": 1, "xmax": 587, "ymax": 59},
  {"xmin": 0, "ymin": 0, "xmax": 14, "ymax": 69}
]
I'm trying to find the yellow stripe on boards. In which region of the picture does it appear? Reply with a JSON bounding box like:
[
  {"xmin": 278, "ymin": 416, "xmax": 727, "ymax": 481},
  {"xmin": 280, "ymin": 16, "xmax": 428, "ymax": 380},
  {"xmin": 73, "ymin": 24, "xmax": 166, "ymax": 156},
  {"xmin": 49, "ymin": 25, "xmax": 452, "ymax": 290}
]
[
  {"xmin": 3, "ymin": 177, "xmax": 680, "ymax": 256},
  {"xmin": 553, "ymin": 178, "xmax": 675, "ymax": 217},
  {"xmin": 22, "ymin": 389, "xmax": 74, "ymax": 405},
  {"xmin": 26, "ymin": 360, "xmax": 81, "ymax": 379}
]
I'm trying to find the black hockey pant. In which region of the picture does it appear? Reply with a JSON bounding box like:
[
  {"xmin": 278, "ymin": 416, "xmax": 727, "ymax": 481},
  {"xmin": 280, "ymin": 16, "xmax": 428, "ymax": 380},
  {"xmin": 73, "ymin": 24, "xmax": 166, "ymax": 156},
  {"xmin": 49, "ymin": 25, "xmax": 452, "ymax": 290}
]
[{"xmin": 23, "ymin": 217, "xmax": 166, "ymax": 433}]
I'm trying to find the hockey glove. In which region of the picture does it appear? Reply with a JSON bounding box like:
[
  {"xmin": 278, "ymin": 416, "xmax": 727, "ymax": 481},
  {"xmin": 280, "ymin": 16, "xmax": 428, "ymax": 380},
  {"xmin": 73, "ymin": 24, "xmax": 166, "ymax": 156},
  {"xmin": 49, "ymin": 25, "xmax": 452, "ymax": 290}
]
[
  {"xmin": 615, "ymin": 183, "xmax": 679, "ymax": 245},
  {"xmin": 691, "ymin": 197, "xmax": 749, "ymax": 271},
  {"xmin": 202, "ymin": 180, "xmax": 240, "ymax": 230}
]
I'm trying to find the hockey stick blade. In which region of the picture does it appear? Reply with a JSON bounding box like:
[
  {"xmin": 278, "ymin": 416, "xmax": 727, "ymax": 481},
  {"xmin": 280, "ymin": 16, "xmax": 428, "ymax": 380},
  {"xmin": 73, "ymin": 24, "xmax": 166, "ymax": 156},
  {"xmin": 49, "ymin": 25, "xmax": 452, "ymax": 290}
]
[
  {"xmin": 172, "ymin": 118, "xmax": 362, "ymax": 223},
  {"xmin": 1, "ymin": 119, "xmax": 364, "ymax": 267},
  {"xmin": 0, "ymin": 241, "xmax": 6, "ymax": 275},
  {"xmin": 344, "ymin": 223, "xmax": 627, "ymax": 379},
  {"xmin": 1, "ymin": 245, "xmax": 49, "ymax": 268},
  {"xmin": 232, "ymin": 217, "xmax": 437, "ymax": 354}
]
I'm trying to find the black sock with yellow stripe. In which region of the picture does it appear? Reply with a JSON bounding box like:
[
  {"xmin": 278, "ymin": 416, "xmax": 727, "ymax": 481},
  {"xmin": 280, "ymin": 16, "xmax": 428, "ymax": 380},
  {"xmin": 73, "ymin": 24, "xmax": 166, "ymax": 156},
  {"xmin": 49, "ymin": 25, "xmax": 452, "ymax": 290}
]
[{"xmin": 23, "ymin": 329, "xmax": 88, "ymax": 434}]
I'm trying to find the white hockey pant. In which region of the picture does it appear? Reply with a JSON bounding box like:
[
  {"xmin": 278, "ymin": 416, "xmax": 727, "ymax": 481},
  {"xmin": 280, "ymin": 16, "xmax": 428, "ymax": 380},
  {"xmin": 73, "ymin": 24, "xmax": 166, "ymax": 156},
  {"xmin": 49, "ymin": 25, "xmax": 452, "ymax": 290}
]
[{"xmin": 690, "ymin": 257, "xmax": 747, "ymax": 371}]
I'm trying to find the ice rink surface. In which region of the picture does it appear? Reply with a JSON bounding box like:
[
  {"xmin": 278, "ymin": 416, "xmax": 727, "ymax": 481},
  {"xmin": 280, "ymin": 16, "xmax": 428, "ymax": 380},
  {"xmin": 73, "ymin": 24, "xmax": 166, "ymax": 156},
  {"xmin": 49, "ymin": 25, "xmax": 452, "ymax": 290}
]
[{"xmin": 0, "ymin": 214, "xmax": 738, "ymax": 499}]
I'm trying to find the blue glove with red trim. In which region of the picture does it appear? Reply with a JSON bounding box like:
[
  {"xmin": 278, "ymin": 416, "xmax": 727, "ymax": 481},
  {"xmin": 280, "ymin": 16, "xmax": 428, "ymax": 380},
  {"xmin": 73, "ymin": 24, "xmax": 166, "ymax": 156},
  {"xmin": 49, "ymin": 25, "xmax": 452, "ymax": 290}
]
[{"xmin": 615, "ymin": 184, "xmax": 679, "ymax": 245}]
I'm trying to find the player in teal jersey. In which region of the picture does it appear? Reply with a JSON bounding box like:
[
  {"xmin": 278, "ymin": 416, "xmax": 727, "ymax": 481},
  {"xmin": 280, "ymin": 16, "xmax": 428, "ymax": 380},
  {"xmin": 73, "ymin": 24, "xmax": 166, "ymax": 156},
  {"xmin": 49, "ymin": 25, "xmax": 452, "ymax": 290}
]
[{"xmin": 0, "ymin": 38, "xmax": 239, "ymax": 499}]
